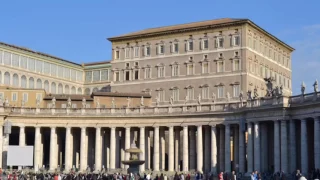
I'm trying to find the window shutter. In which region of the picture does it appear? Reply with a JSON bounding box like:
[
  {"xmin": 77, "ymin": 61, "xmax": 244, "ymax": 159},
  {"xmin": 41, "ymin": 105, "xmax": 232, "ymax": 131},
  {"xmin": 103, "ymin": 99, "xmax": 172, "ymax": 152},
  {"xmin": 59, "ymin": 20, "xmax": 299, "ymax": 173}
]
[
  {"xmin": 170, "ymin": 44, "xmax": 172, "ymax": 53},
  {"xmin": 163, "ymin": 45, "xmax": 165, "ymax": 54},
  {"xmin": 199, "ymin": 41, "xmax": 202, "ymax": 50},
  {"xmin": 142, "ymin": 46, "xmax": 145, "ymax": 56},
  {"xmin": 230, "ymin": 36, "xmax": 233, "ymax": 47},
  {"xmin": 185, "ymin": 43, "xmax": 187, "ymax": 52},
  {"xmin": 156, "ymin": 46, "xmax": 158, "ymax": 55},
  {"xmin": 215, "ymin": 38, "xmax": 218, "ymax": 48}
]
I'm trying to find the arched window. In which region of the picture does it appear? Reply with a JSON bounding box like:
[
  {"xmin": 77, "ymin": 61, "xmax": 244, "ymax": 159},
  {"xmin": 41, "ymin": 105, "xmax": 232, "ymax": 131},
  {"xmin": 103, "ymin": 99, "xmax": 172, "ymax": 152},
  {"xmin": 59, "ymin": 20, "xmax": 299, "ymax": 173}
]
[
  {"xmin": 51, "ymin": 82, "xmax": 56, "ymax": 94},
  {"xmin": 65, "ymin": 85, "xmax": 70, "ymax": 94},
  {"xmin": 4, "ymin": 72, "xmax": 10, "ymax": 85},
  {"xmin": 77, "ymin": 88, "xmax": 82, "ymax": 94},
  {"xmin": 29, "ymin": 77, "xmax": 34, "ymax": 89},
  {"xmin": 71, "ymin": 86, "xmax": 76, "ymax": 94},
  {"xmin": 44, "ymin": 80, "xmax": 49, "ymax": 92},
  {"xmin": 84, "ymin": 88, "xmax": 90, "ymax": 95},
  {"xmin": 36, "ymin": 79, "xmax": 42, "ymax": 89},
  {"xmin": 21, "ymin": 75, "xmax": 27, "ymax": 88},
  {"xmin": 13, "ymin": 73, "xmax": 19, "ymax": 87},
  {"xmin": 58, "ymin": 84, "xmax": 63, "ymax": 94},
  {"xmin": 92, "ymin": 87, "xmax": 99, "ymax": 93}
]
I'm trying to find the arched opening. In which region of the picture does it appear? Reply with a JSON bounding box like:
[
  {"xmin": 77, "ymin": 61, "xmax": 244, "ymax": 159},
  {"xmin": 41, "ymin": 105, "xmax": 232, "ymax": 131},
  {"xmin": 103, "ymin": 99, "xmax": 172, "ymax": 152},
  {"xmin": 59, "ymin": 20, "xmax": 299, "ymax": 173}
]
[
  {"xmin": 21, "ymin": 75, "xmax": 27, "ymax": 88},
  {"xmin": 29, "ymin": 77, "xmax": 34, "ymax": 89},
  {"xmin": 13, "ymin": 73, "xmax": 19, "ymax": 87}
]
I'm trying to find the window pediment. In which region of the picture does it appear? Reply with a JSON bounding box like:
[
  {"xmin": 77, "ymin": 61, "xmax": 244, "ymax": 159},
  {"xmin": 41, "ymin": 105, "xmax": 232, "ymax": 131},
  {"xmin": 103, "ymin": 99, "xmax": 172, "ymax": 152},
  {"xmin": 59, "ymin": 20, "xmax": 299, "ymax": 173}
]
[
  {"xmin": 155, "ymin": 63, "xmax": 165, "ymax": 67},
  {"xmin": 185, "ymin": 85, "xmax": 194, "ymax": 89},
  {"xmin": 199, "ymin": 84, "xmax": 209, "ymax": 88},
  {"xmin": 169, "ymin": 86, "xmax": 179, "ymax": 90},
  {"xmin": 155, "ymin": 88, "xmax": 164, "ymax": 91},
  {"xmin": 214, "ymin": 83, "xmax": 225, "ymax": 87},
  {"xmin": 170, "ymin": 61, "xmax": 180, "ymax": 66}
]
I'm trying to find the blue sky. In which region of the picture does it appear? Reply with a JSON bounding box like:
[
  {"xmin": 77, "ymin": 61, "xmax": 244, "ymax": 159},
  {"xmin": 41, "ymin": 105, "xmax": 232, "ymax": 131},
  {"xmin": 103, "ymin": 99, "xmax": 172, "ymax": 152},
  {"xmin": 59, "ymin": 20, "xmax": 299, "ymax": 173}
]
[{"xmin": 0, "ymin": 0, "xmax": 319, "ymax": 95}]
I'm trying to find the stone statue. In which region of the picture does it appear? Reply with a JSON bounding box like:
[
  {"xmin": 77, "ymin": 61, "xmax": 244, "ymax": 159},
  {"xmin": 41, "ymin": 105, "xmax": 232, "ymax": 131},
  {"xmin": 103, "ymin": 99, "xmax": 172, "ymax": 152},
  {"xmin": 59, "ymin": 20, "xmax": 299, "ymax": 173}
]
[
  {"xmin": 226, "ymin": 92, "xmax": 230, "ymax": 101},
  {"xmin": 140, "ymin": 96, "xmax": 144, "ymax": 106},
  {"xmin": 212, "ymin": 93, "xmax": 216, "ymax": 102},
  {"xmin": 314, "ymin": 79, "xmax": 318, "ymax": 93},
  {"xmin": 301, "ymin": 82, "xmax": 306, "ymax": 95},
  {"xmin": 184, "ymin": 95, "xmax": 188, "ymax": 104},
  {"xmin": 127, "ymin": 97, "xmax": 131, "ymax": 108},
  {"xmin": 82, "ymin": 97, "xmax": 86, "ymax": 108},
  {"xmin": 67, "ymin": 97, "xmax": 72, "ymax": 108},
  {"xmin": 96, "ymin": 98, "xmax": 100, "ymax": 108},
  {"xmin": 36, "ymin": 97, "xmax": 40, "ymax": 108},
  {"xmin": 21, "ymin": 99, "xmax": 25, "ymax": 107},
  {"xmin": 239, "ymin": 91, "xmax": 244, "ymax": 102},
  {"xmin": 155, "ymin": 96, "xmax": 160, "ymax": 106},
  {"xmin": 51, "ymin": 97, "xmax": 56, "ymax": 108},
  {"xmin": 279, "ymin": 85, "xmax": 283, "ymax": 95},
  {"xmin": 111, "ymin": 97, "xmax": 115, "ymax": 108},
  {"xmin": 197, "ymin": 94, "xmax": 201, "ymax": 105},
  {"xmin": 247, "ymin": 90, "xmax": 252, "ymax": 100},
  {"xmin": 169, "ymin": 96, "xmax": 173, "ymax": 105},
  {"xmin": 253, "ymin": 87, "xmax": 259, "ymax": 99},
  {"xmin": 264, "ymin": 77, "xmax": 274, "ymax": 97}
]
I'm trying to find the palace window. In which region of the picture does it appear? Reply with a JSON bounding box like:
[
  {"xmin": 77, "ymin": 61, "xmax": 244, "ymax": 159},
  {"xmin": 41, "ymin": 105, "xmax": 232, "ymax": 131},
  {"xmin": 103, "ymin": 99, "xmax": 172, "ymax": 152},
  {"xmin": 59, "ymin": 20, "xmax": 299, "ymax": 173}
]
[
  {"xmin": 233, "ymin": 85, "xmax": 240, "ymax": 97},
  {"xmin": 202, "ymin": 62, "xmax": 209, "ymax": 74},
  {"xmin": 217, "ymin": 86, "xmax": 224, "ymax": 98},
  {"xmin": 253, "ymin": 40, "xmax": 256, "ymax": 50},
  {"xmin": 217, "ymin": 37, "xmax": 224, "ymax": 48},
  {"xmin": 12, "ymin": 92, "xmax": 17, "ymax": 102},
  {"xmin": 23, "ymin": 93, "xmax": 28, "ymax": 102},
  {"xmin": 234, "ymin": 36, "xmax": 240, "ymax": 46},
  {"xmin": 158, "ymin": 44, "xmax": 165, "ymax": 54},
  {"xmin": 21, "ymin": 76, "xmax": 27, "ymax": 88},
  {"xmin": 93, "ymin": 70, "xmax": 100, "ymax": 82},
  {"xmin": 172, "ymin": 43, "xmax": 179, "ymax": 53},
  {"xmin": 144, "ymin": 46, "xmax": 151, "ymax": 56},
  {"xmin": 158, "ymin": 66, "xmax": 165, "ymax": 78},
  {"xmin": 134, "ymin": 47, "xmax": 139, "ymax": 57},
  {"xmin": 217, "ymin": 61, "xmax": 224, "ymax": 72},
  {"xmin": 157, "ymin": 89, "xmax": 165, "ymax": 102},
  {"xmin": 202, "ymin": 39, "xmax": 209, "ymax": 50},
  {"xmin": 134, "ymin": 70, "xmax": 139, "ymax": 80},
  {"xmin": 125, "ymin": 48, "xmax": 130, "ymax": 59},
  {"xmin": 12, "ymin": 54, "xmax": 19, "ymax": 67},
  {"xmin": 101, "ymin": 70, "xmax": 109, "ymax": 81},
  {"xmin": 233, "ymin": 59, "xmax": 240, "ymax": 71},
  {"xmin": 172, "ymin": 65, "xmax": 179, "ymax": 77},
  {"xmin": 201, "ymin": 86, "xmax": 209, "ymax": 99},
  {"xmin": 248, "ymin": 37, "xmax": 252, "ymax": 48},
  {"xmin": 145, "ymin": 68, "xmax": 151, "ymax": 79},
  {"xmin": 186, "ymin": 87, "xmax": 194, "ymax": 100},
  {"xmin": 260, "ymin": 65, "xmax": 264, "ymax": 77},
  {"xmin": 187, "ymin": 40, "xmax": 194, "ymax": 51},
  {"xmin": 115, "ymin": 50, "xmax": 120, "ymax": 59},
  {"xmin": 115, "ymin": 72, "xmax": 120, "ymax": 82},
  {"xmin": 172, "ymin": 88, "xmax": 179, "ymax": 101},
  {"xmin": 187, "ymin": 64, "xmax": 194, "ymax": 75},
  {"xmin": 85, "ymin": 71, "xmax": 92, "ymax": 82},
  {"xmin": 36, "ymin": 93, "xmax": 42, "ymax": 102},
  {"xmin": 125, "ymin": 71, "xmax": 130, "ymax": 81}
]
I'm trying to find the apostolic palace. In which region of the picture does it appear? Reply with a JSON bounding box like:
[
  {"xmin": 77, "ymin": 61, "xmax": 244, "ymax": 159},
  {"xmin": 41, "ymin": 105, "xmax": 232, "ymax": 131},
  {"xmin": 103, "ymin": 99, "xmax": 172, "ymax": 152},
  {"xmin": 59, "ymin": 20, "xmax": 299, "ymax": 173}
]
[{"xmin": 0, "ymin": 18, "xmax": 319, "ymax": 176}]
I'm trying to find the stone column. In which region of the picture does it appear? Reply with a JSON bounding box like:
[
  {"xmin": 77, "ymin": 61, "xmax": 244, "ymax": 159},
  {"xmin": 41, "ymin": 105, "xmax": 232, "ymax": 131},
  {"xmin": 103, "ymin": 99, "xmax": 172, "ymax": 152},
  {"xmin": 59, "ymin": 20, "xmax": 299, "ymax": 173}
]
[
  {"xmin": 260, "ymin": 124, "xmax": 268, "ymax": 172},
  {"xmin": 183, "ymin": 126, "xmax": 189, "ymax": 172},
  {"xmin": 110, "ymin": 127, "xmax": 116, "ymax": 170},
  {"xmin": 225, "ymin": 124, "xmax": 231, "ymax": 173},
  {"xmin": 315, "ymin": 118, "xmax": 320, "ymax": 169},
  {"xmin": 145, "ymin": 129, "xmax": 150, "ymax": 170},
  {"xmin": 65, "ymin": 127, "xmax": 72, "ymax": 171},
  {"xmin": 49, "ymin": 127, "xmax": 57, "ymax": 171},
  {"xmin": 153, "ymin": 126, "xmax": 160, "ymax": 171},
  {"xmin": 280, "ymin": 120, "xmax": 288, "ymax": 173},
  {"xmin": 125, "ymin": 127, "xmax": 130, "ymax": 170},
  {"xmin": 253, "ymin": 122, "xmax": 260, "ymax": 172},
  {"xmin": 95, "ymin": 127, "xmax": 102, "ymax": 171},
  {"xmin": 139, "ymin": 127, "xmax": 145, "ymax": 172},
  {"xmin": 160, "ymin": 128, "xmax": 165, "ymax": 170},
  {"xmin": 233, "ymin": 126, "xmax": 239, "ymax": 172},
  {"xmin": 301, "ymin": 119, "xmax": 308, "ymax": 175},
  {"xmin": 34, "ymin": 127, "xmax": 41, "ymax": 171},
  {"xmin": 19, "ymin": 126, "xmax": 25, "ymax": 146},
  {"xmin": 219, "ymin": 126, "xmax": 225, "ymax": 172},
  {"xmin": 239, "ymin": 124, "xmax": 245, "ymax": 173},
  {"xmin": 168, "ymin": 126, "xmax": 174, "ymax": 172},
  {"xmin": 274, "ymin": 121, "xmax": 280, "ymax": 173},
  {"xmin": 175, "ymin": 128, "xmax": 180, "ymax": 171},
  {"xmin": 211, "ymin": 126, "xmax": 217, "ymax": 174},
  {"xmin": 204, "ymin": 126, "xmax": 210, "ymax": 173},
  {"xmin": 80, "ymin": 127, "xmax": 87, "ymax": 171},
  {"xmin": 197, "ymin": 125, "xmax": 203, "ymax": 172},
  {"xmin": 190, "ymin": 127, "xmax": 196, "ymax": 171},
  {"xmin": 247, "ymin": 123, "xmax": 253, "ymax": 173},
  {"xmin": 289, "ymin": 120, "xmax": 296, "ymax": 173}
]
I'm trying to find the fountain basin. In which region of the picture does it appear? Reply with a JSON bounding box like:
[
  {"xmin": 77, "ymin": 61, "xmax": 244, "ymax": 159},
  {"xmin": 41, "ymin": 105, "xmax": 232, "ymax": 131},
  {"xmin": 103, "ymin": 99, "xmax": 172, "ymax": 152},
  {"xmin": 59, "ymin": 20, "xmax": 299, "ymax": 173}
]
[{"xmin": 121, "ymin": 160, "xmax": 145, "ymax": 166}]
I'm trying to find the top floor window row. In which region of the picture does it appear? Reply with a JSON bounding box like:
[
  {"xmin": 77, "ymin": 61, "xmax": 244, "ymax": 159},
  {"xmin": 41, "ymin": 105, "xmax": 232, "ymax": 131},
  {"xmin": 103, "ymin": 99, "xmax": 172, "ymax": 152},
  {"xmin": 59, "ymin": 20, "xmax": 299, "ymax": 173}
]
[{"xmin": 114, "ymin": 35, "xmax": 241, "ymax": 60}]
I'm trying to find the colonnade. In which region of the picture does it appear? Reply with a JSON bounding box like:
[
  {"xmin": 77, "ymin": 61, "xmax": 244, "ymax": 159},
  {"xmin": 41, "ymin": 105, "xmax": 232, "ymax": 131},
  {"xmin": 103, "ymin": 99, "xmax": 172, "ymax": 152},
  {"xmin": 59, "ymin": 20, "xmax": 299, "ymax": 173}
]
[{"xmin": 5, "ymin": 117, "xmax": 320, "ymax": 175}]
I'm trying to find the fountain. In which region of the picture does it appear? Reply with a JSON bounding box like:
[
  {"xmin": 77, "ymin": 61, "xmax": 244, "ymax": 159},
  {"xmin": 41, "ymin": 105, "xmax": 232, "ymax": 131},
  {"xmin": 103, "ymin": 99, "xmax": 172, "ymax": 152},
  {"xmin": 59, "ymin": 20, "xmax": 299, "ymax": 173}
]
[{"xmin": 121, "ymin": 143, "xmax": 145, "ymax": 174}]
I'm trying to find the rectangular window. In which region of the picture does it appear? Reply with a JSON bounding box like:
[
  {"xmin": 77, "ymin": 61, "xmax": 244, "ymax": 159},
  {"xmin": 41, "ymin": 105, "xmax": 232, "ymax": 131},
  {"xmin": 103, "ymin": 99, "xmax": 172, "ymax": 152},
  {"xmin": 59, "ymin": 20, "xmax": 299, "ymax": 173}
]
[
  {"xmin": 125, "ymin": 71, "xmax": 130, "ymax": 81},
  {"xmin": 202, "ymin": 63, "xmax": 209, "ymax": 74},
  {"xmin": 158, "ymin": 67, "xmax": 165, "ymax": 78},
  {"xmin": 115, "ymin": 72, "xmax": 120, "ymax": 82},
  {"xmin": 172, "ymin": 66, "xmax": 179, "ymax": 77},
  {"xmin": 36, "ymin": 60, "xmax": 43, "ymax": 73},
  {"xmin": 203, "ymin": 39, "xmax": 208, "ymax": 49},
  {"xmin": 36, "ymin": 93, "xmax": 42, "ymax": 102},
  {"xmin": 158, "ymin": 90, "xmax": 165, "ymax": 102},
  {"xmin": 260, "ymin": 66, "xmax": 264, "ymax": 77},
  {"xmin": 134, "ymin": 47, "xmax": 139, "ymax": 57},
  {"xmin": 218, "ymin": 37, "xmax": 224, "ymax": 48},
  {"xmin": 234, "ymin": 36, "xmax": 240, "ymax": 46},
  {"xmin": 28, "ymin": 58, "xmax": 35, "ymax": 71},
  {"xmin": 172, "ymin": 89, "xmax": 179, "ymax": 101},
  {"xmin": 85, "ymin": 71, "xmax": 92, "ymax": 82},
  {"xmin": 202, "ymin": 87, "xmax": 209, "ymax": 99},
  {"xmin": 159, "ymin": 45, "xmax": 165, "ymax": 54},
  {"xmin": 187, "ymin": 88, "xmax": 194, "ymax": 100},
  {"xmin": 12, "ymin": 92, "xmax": 17, "ymax": 102},
  {"xmin": 187, "ymin": 64, "xmax": 194, "ymax": 75},
  {"xmin": 61, "ymin": 104, "xmax": 67, "ymax": 108},
  {"xmin": 253, "ymin": 40, "xmax": 256, "ymax": 50},
  {"xmin": 145, "ymin": 46, "xmax": 150, "ymax": 56},
  {"xmin": 125, "ymin": 48, "xmax": 130, "ymax": 58},
  {"xmin": 145, "ymin": 68, "xmax": 151, "ymax": 79},
  {"xmin": 218, "ymin": 86, "xmax": 224, "ymax": 98},
  {"xmin": 101, "ymin": 70, "xmax": 109, "ymax": 81},
  {"xmin": 115, "ymin": 50, "xmax": 120, "ymax": 59},
  {"xmin": 20, "ymin": 56, "xmax": 28, "ymax": 69},
  {"xmin": 217, "ymin": 62, "xmax": 224, "ymax": 72},
  {"xmin": 23, "ymin": 93, "xmax": 28, "ymax": 102},
  {"xmin": 233, "ymin": 85, "xmax": 240, "ymax": 97},
  {"xmin": 173, "ymin": 43, "xmax": 179, "ymax": 53},
  {"xmin": 188, "ymin": 41, "xmax": 193, "ymax": 51},
  {"xmin": 0, "ymin": 92, "xmax": 4, "ymax": 100},
  {"xmin": 72, "ymin": 104, "xmax": 77, "ymax": 108},
  {"xmin": 92, "ymin": 70, "xmax": 100, "ymax": 82},
  {"xmin": 233, "ymin": 60, "xmax": 240, "ymax": 71},
  {"xmin": 134, "ymin": 70, "xmax": 139, "ymax": 80}
]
